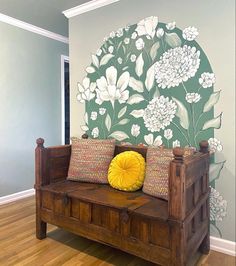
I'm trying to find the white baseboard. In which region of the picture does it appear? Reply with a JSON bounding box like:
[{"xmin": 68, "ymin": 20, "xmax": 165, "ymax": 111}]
[
  {"xmin": 0, "ymin": 188, "xmax": 35, "ymax": 205},
  {"xmin": 0, "ymin": 189, "xmax": 235, "ymax": 257},
  {"xmin": 210, "ymin": 236, "xmax": 236, "ymax": 256}
]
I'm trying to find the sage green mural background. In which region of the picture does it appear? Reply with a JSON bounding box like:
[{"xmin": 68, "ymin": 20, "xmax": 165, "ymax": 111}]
[{"xmin": 69, "ymin": 0, "xmax": 235, "ymax": 242}]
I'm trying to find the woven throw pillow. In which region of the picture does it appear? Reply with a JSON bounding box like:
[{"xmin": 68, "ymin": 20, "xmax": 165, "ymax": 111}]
[
  {"xmin": 108, "ymin": 151, "xmax": 145, "ymax": 192},
  {"xmin": 67, "ymin": 138, "xmax": 116, "ymax": 183},
  {"xmin": 143, "ymin": 147, "xmax": 194, "ymax": 200}
]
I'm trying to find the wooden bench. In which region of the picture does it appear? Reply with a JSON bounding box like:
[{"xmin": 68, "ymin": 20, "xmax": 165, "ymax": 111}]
[{"xmin": 35, "ymin": 138, "xmax": 210, "ymax": 266}]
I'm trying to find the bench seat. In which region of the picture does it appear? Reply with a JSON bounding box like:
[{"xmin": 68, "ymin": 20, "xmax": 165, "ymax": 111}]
[{"xmin": 41, "ymin": 180, "xmax": 168, "ymax": 221}]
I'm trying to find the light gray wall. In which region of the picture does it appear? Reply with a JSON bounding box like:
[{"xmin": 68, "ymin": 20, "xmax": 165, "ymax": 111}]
[
  {"xmin": 68, "ymin": 0, "xmax": 235, "ymax": 242},
  {"xmin": 0, "ymin": 21, "xmax": 68, "ymax": 196},
  {"xmin": 0, "ymin": 0, "xmax": 89, "ymax": 36}
]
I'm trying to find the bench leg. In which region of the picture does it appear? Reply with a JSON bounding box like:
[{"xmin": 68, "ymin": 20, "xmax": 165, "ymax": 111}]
[
  {"xmin": 199, "ymin": 233, "xmax": 210, "ymax": 254},
  {"xmin": 36, "ymin": 218, "xmax": 47, "ymax": 239}
]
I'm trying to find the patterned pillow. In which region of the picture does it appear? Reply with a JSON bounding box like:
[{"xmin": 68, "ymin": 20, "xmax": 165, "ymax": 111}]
[
  {"xmin": 67, "ymin": 138, "xmax": 116, "ymax": 183},
  {"xmin": 142, "ymin": 146, "xmax": 194, "ymax": 200}
]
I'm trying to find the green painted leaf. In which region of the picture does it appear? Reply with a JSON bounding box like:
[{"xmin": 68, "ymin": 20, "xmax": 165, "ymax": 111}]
[
  {"xmin": 84, "ymin": 112, "xmax": 88, "ymax": 124},
  {"xmin": 86, "ymin": 66, "xmax": 95, "ymax": 73},
  {"xmin": 210, "ymin": 223, "xmax": 222, "ymax": 238},
  {"xmin": 129, "ymin": 77, "xmax": 144, "ymax": 93},
  {"xmin": 91, "ymin": 54, "xmax": 99, "ymax": 68},
  {"xmin": 81, "ymin": 125, "xmax": 89, "ymax": 131},
  {"xmin": 150, "ymin": 42, "xmax": 160, "ymax": 61},
  {"xmin": 100, "ymin": 54, "xmax": 114, "ymax": 66},
  {"xmin": 118, "ymin": 119, "xmax": 130, "ymax": 125},
  {"xmin": 145, "ymin": 65, "xmax": 155, "ymax": 91},
  {"xmin": 209, "ymin": 161, "xmax": 226, "ymax": 183},
  {"xmin": 135, "ymin": 53, "xmax": 144, "ymax": 77},
  {"xmin": 165, "ymin": 32, "xmax": 182, "ymax": 48},
  {"xmin": 105, "ymin": 114, "xmax": 111, "ymax": 131},
  {"xmin": 202, "ymin": 113, "xmax": 222, "ymax": 130},
  {"xmin": 130, "ymin": 109, "xmax": 145, "ymax": 118},
  {"xmin": 118, "ymin": 106, "xmax": 127, "ymax": 119},
  {"xmin": 117, "ymin": 41, "xmax": 123, "ymax": 52},
  {"xmin": 203, "ymin": 91, "xmax": 221, "ymax": 113},
  {"xmin": 109, "ymin": 131, "xmax": 129, "ymax": 141},
  {"xmin": 122, "ymin": 44, "xmax": 126, "ymax": 54},
  {"xmin": 153, "ymin": 87, "xmax": 160, "ymax": 98},
  {"xmin": 172, "ymin": 97, "xmax": 189, "ymax": 129},
  {"xmin": 127, "ymin": 94, "xmax": 145, "ymax": 104}
]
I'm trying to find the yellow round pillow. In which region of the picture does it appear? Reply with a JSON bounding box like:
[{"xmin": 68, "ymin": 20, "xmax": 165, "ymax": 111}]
[{"xmin": 108, "ymin": 151, "xmax": 145, "ymax": 192}]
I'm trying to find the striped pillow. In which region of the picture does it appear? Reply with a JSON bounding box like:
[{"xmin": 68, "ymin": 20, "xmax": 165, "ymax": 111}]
[
  {"xmin": 67, "ymin": 138, "xmax": 116, "ymax": 183},
  {"xmin": 143, "ymin": 146, "xmax": 194, "ymax": 200}
]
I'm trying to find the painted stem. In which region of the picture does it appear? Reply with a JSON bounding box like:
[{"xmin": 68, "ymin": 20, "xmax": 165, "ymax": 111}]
[
  {"xmin": 181, "ymin": 82, "xmax": 188, "ymax": 94},
  {"xmin": 190, "ymin": 103, "xmax": 197, "ymax": 147},
  {"xmin": 171, "ymin": 121, "xmax": 190, "ymax": 146},
  {"xmin": 197, "ymin": 85, "xmax": 202, "ymax": 93}
]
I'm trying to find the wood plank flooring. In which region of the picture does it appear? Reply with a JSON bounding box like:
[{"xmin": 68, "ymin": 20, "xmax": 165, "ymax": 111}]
[{"xmin": 0, "ymin": 196, "xmax": 235, "ymax": 266}]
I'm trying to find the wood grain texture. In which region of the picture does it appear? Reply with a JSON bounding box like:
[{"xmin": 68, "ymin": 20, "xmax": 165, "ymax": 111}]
[
  {"xmin": 0, "ymin": 196, "xmax": 235, "ymax": 266},
  {"xmin": 34, "ymin": 139, "xmax": 213, "ymax": 265}
]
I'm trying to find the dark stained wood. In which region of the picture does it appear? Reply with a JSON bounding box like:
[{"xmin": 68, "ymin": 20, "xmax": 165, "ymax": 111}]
[
  {"xmin": 114, "ymin": 144, "xmax": 147, "ymax": 159},
  {"xmin": 1, "ymin": 196, "xmax": 235, "ymax": 266},
  {"xmin": 35, "ymin": 138, "xmax": 211, "ymax": 266}
]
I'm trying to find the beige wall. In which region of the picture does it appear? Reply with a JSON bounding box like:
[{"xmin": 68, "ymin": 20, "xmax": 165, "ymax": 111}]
[{"xmin": 69, "ymin": 0, "xmax": 235, "ymax": 241}]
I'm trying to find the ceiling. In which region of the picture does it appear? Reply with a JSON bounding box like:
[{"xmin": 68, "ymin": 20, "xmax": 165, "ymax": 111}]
[{"xmin": 0, "ymin": 0, "xmax": 91, "ymax": 37}]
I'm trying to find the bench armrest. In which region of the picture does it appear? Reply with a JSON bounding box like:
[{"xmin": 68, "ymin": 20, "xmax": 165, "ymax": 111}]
[
  {"xmin": 168, "ymin": 141, "xmax": 210, "ymax": 221},
  {"xmin": 35, "ymin": 138, "xmax": 71, "ymax": 188}
]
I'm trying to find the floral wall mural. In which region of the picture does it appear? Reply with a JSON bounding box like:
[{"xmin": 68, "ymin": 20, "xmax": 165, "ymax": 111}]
[{"xmin": 76, "ymin": 16, "xmax": 227, "ymax": 237}]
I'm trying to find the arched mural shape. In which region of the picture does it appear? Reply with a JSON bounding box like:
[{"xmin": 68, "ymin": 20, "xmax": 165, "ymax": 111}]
[{"xmin": 77, "ymin": 16, "xmax": 227, "ymax": 237}]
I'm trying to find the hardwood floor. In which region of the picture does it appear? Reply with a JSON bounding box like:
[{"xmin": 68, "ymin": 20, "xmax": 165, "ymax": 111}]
[{"xmin": 0, "ymin": 196, "xmax": 235, "ymax": 266}]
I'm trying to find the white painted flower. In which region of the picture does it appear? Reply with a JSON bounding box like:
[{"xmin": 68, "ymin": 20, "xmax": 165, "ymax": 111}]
[
  {"xmin": 109, "ymin": 31, "xmax": 116, "ymax": 38},
  {"xmin": 164, "ymin": 129, "xmax": 173, "ymax": 140},
  {"xmin": 136, "ymin": 16, "xmax": 158, "ymax": 38},
  {"xmin": 208, "ymin": 138, "xmax": 223, "ymax": 153},
  {"xmin": 199, "ymin": 72, "xmax": 216, "ymax": 88},
  {"xmin": 117, "ymin": 57, "xmax": 123, "ymax": 64},
  {"xmin": 185, "ymin": 93, "xmax": 201, "ymax": 103},
  {"xmin": 130, "ymin": 54, "xmax": 137, "ymax": 62},
  {"xmin": 91, "ymin": 127, "xmax": 99, "ymax": 138},
  {"xmin": 116, "ymin": 28, "xmax": 123, "ymax": 37},
  {"xmin": 172, "ymin": 140, "xmax": 180, "ymax": 148},
  {"xmin": 103, "ymin": 36, "xmax": 108, "ymax": 42},
  {"xmin": 182, "ymin": 26, "xmax": 199, "ymax": 41},
  {"xmin": 144, "ymin": 134, "xmax": 162, "ymax": 146},
  {"xmin": 77, "ymin": 77, "xmax": 96, "ymax": 103},
  {"xmin": 108, "ymin": 46, "xmax": 114, "ymax": 54},
  {"xmin": 96, "ymin": 49, "xmax": 102, "ymax": 56},
  {"xmin": 131, "ymin": 32, "xmax": 137, "ymax": 39},
  {"xmin": 95, "ymin": 66, "xmax": 130, "ymax": 107},
  {"xmin": 210, "ymin": 187, "xmax": 227, "ymax": 222},
  {"xmin": 125, "ymin": 24, "xmax": 130, "ymax": 31},
  {"xmin": 143, "ymin": 96, "xmax": 177, "ymax": 132},
  {"xmin": 124, "ymin": 38, "xmax": 130, "ymax": 44},
  {"xmin": 90, "ymin": 111, "xmax": 97, "ymax": 121},
  {"xmin": 131, "ymin": 124, "xmax": 140, "ymax": 137},
  {"xmin": 166, "ymin": 22, "xmax": 176, "ymax": 30},
  {"xmin": 99, "ymin": 108, "xmax": 106, "ymax": 115},
  {"xmin": 135, "ymin": 38, "xmax": 145, "ymax": 50},
  {"xmin": 156, "ymin": 28, "xmax": 164, "ymax": 38},
  {"xmin": 154, "ymin": 45, "xmax": 200, "ymax": 89}
]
